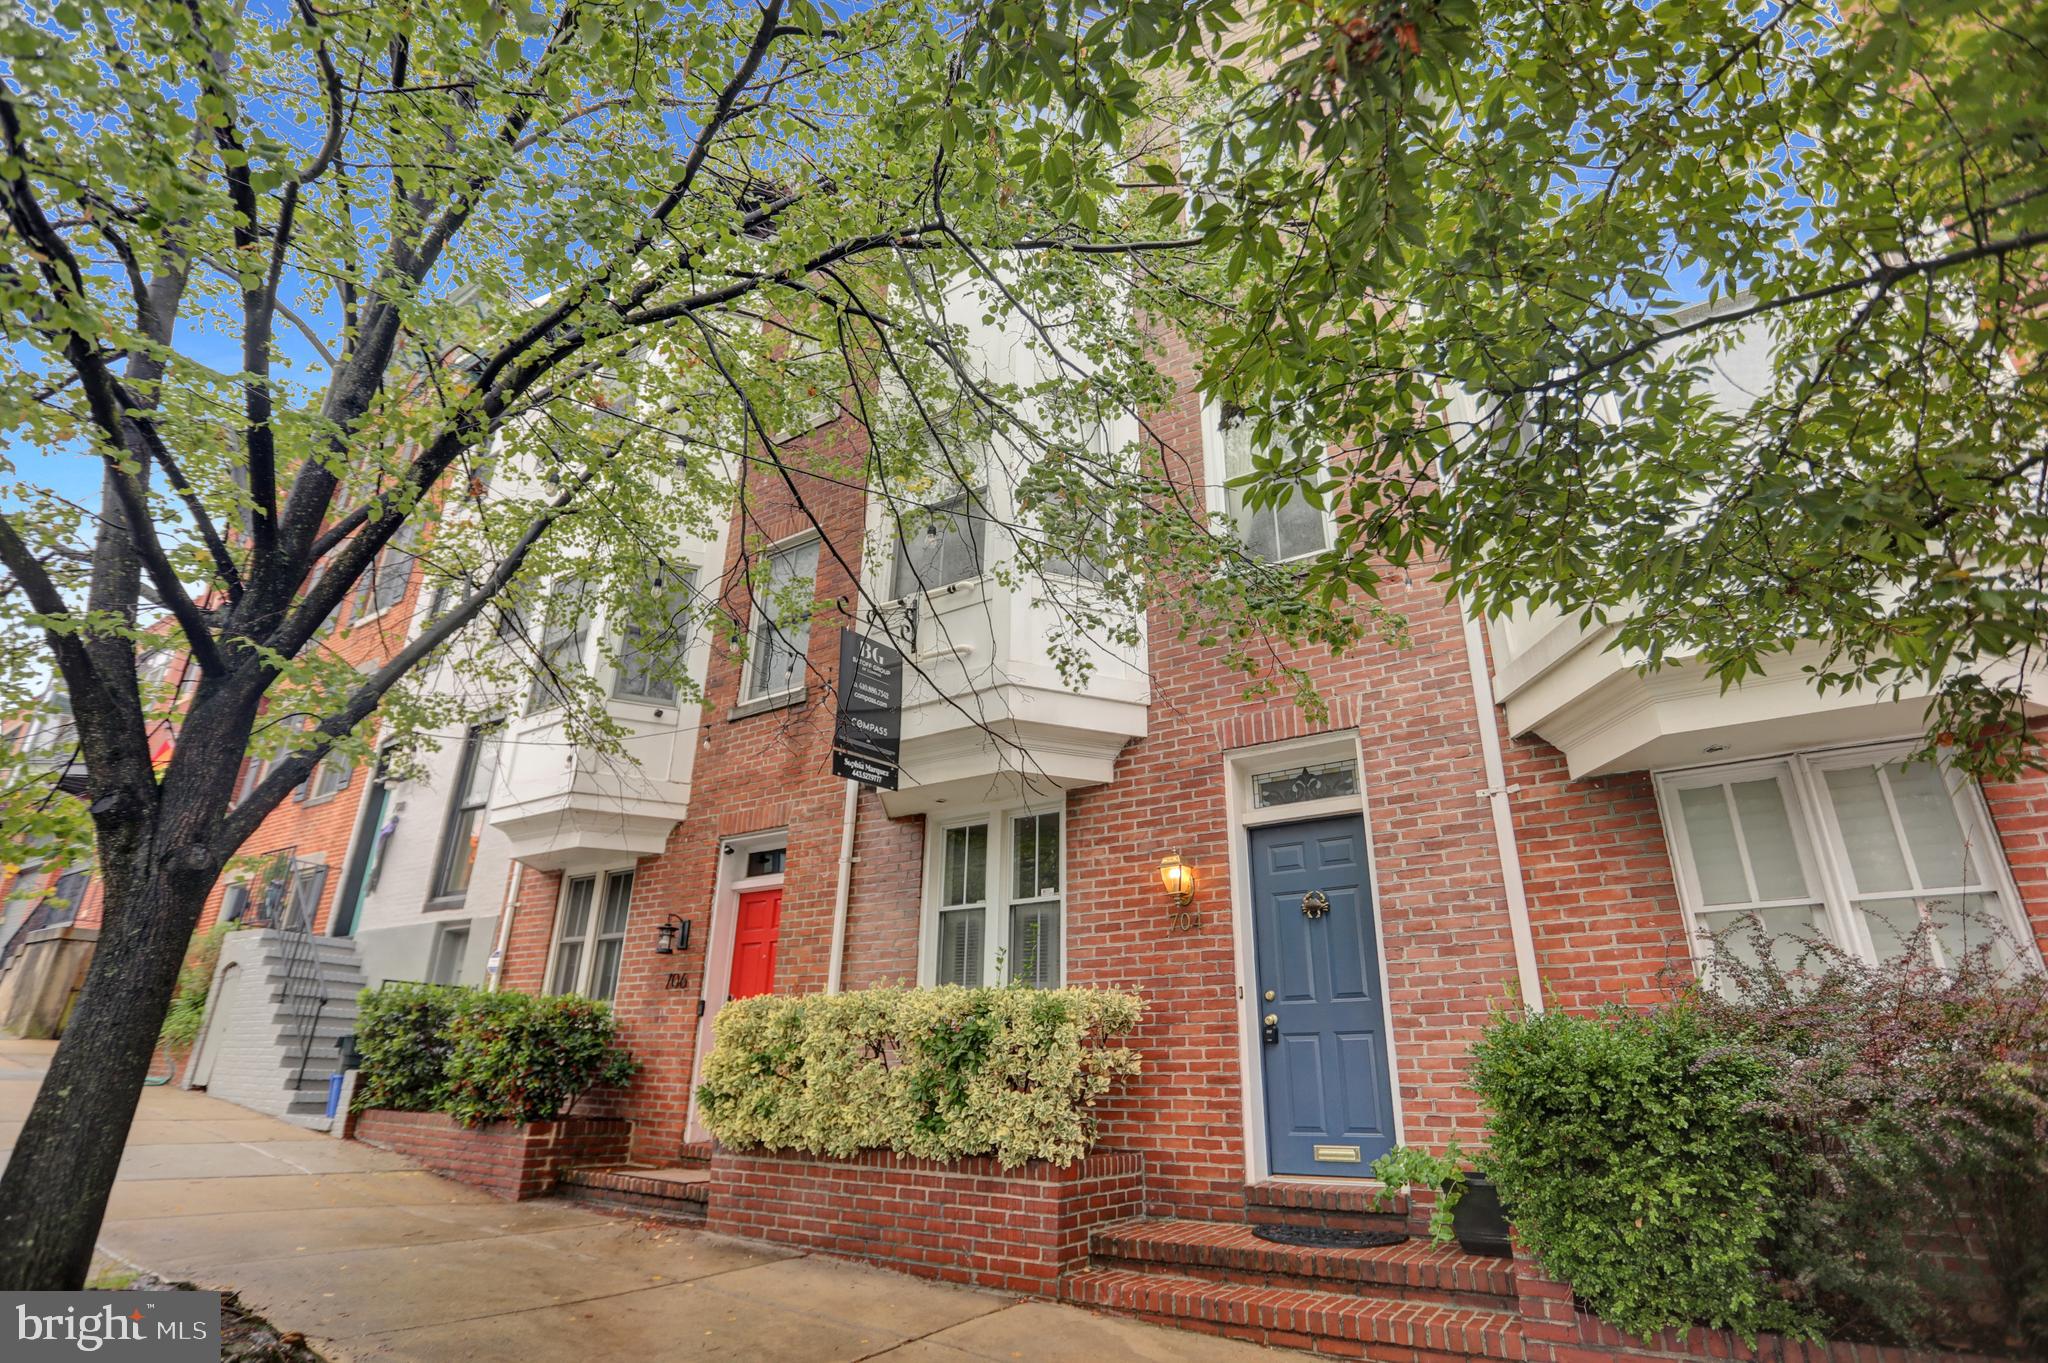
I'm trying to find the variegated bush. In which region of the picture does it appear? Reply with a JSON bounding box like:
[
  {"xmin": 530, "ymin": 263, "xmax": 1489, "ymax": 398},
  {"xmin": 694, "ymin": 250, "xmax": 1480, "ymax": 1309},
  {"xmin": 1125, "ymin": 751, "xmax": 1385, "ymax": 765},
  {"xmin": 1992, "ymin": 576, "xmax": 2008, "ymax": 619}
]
[{"xmin": 696, "ymin": 986, "xmax": 1143, "ymax": 1168}]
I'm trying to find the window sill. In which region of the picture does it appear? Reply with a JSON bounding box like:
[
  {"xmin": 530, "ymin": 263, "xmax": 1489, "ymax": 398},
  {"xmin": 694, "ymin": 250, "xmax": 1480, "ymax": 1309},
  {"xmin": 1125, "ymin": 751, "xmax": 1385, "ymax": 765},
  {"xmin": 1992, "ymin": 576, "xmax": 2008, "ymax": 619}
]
[
  {"xmin": 729, "ymin": 687, "xmax": 807, "ymax": 721},
  {"xmin": 422, "ymin": 896, "xmax": 471, "ymax": 913}
]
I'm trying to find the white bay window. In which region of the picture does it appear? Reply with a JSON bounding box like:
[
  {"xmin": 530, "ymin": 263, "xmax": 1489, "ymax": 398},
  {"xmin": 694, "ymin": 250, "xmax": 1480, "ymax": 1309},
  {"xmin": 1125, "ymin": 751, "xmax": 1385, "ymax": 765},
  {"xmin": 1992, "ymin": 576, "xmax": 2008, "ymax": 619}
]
[
  {"xmin": 1657, "ymin": 743, "xmax": 2030, "ymax": 974},
  {"xmin": 926, "ymin": 806, "xmax": 1065, "ymax": 988}
]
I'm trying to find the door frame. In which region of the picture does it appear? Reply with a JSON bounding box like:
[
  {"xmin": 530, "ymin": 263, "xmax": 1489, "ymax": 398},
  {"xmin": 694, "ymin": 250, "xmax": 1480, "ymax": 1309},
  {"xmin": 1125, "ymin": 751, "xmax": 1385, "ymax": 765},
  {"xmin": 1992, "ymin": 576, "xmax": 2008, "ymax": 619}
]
[
  {"xmin": 1223, "ymin": 733, "xmax": 1406, "ymax": 1183},
  {"xmin": 685, "ymin": 828, "xmax": 786, "ymax": 1143}
]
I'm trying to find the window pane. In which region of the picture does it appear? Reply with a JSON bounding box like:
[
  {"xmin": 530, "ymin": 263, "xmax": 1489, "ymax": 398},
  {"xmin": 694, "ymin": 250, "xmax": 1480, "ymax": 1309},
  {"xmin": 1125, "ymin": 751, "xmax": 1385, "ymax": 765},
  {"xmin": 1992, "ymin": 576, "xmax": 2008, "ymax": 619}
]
[
  {"xmin": 1012, "ymin": 813, "xmax": 1058, "ymax": 899},
  {"xmin": 599, "ymin": 871, "xmax": 634, "ymax": 935},
  {"xmin": 588, "ymin": 936, "xmax": 624, "ymax": 1001},
  {"xmin": 436, "ymin": 810, "xmax": 478, "ymax": 898},
  {"xmin": 559, "ymin": 877, "xmax": 594, "ymax": 941},
  {"xmin": 937, "ymin": 907, "xmax": 984, "ymax": 987},
  {"xmin": 615, "ymin": 571, "xmax": 695, "ymax": 701},
  {"xmin": 464, "ymin": 728, "xmax": 503, "ymax": 805},
  {"xmin": 1676, "ymin": 785, "xmax": 1749, "ymax": 906},
  {"xmin": 1253, "ymin": 760, "xmax": 1359, "ymax": 808},
  {"xmin": 1883, "ymin": 760, "xmax": 1970, "ymax": 887},
  {"xmin": 1696, "ymin": 905, "xmax": 1831, "ymax": 974},
  {"xmin": 891, "ymin": 493, "xmax": 988, "ymax": 598},
  {"xmin": 1822, "ymin": 766, "xmax": 1913, "ymax": 894},
  {"xmin": 1008, "ymin": 901, "xmax": 1061, "ymax": 988},
  {"xmin": 746, "ymin": 543, "xmax": 816, "ymax": 699},
  {"xmin": 1013, "ymin": 815, "xmax": 1037, "ymax": 899},
  {"xmin": 943, "ymin": 824, "xmax": 987, "ymax": 907},
  {"xmin": 549, "ymin": 941, "xmax": 585, "ymax": 996},
  {"xmin": 1273, "ymin": 489, "xmax": 1330, "ymax": 561},
  {"xmin": 1857, "ymin": 892, "xmax": 2015, "ymax": 969},
  {"xmin": 1729, "ymin": 779, "xmax": 1807, "ymax": 901}
]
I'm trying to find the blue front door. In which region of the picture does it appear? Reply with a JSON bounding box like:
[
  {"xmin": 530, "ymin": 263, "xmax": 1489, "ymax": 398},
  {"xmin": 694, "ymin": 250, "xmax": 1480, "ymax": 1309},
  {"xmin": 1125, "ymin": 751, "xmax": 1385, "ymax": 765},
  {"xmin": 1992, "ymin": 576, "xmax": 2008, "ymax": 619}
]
[{"xmin": 1250, "ymin": 814, "xmax": 1396, "ymax": 1175}]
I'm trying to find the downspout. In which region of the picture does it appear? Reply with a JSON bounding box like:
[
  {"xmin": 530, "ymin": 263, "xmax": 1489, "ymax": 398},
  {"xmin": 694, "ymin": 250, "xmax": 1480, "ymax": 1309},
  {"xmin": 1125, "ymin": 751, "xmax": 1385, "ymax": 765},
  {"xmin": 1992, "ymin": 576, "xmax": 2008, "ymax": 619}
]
[
  {"xmin": 825, "ymin": 778, "xmax": 858, "ymax": 993},
  {"xmin": 1461, "ymin": 606, "xmax": 1545, "ymax": 1012},
  {"xmin": 486, "ymin": 860, "xmax": 525, "ymax": 992}
]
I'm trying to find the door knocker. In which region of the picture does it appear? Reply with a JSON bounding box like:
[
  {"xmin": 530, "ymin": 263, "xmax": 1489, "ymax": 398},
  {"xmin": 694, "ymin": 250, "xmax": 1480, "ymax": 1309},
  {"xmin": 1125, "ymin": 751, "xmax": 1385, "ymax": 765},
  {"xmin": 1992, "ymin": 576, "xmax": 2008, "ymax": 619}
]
[{"xmin": 1301, "ymin": 889, "xmax": 1331, "ymax": 919}]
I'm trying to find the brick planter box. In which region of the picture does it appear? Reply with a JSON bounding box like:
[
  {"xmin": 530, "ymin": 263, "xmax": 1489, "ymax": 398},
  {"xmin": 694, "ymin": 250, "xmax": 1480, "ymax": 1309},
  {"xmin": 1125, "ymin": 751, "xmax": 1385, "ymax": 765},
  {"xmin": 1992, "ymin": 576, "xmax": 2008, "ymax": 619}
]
[
  {"xmin": 708, "ymin": 1148, "xmax": 1144, "ymax": 1293},
  {"xmin": 351, "ymin": 1109, "xmax": 631, "ymax": 1201}
]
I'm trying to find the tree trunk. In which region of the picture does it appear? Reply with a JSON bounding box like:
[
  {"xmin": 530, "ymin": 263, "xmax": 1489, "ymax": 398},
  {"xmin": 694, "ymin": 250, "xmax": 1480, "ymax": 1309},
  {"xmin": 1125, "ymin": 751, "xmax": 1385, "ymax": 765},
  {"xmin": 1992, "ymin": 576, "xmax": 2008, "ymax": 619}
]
[{"xmin": 0, "ymin": 855, "xmax": 216, "ymax": 1289}]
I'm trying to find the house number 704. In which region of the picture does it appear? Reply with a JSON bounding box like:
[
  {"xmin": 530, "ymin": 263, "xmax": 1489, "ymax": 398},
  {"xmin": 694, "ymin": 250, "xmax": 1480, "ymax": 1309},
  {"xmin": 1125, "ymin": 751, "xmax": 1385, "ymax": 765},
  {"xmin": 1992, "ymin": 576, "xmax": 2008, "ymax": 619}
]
[{"xmin": 1167, "ymin": 911, "xmax": 1202, "ymax": 933}]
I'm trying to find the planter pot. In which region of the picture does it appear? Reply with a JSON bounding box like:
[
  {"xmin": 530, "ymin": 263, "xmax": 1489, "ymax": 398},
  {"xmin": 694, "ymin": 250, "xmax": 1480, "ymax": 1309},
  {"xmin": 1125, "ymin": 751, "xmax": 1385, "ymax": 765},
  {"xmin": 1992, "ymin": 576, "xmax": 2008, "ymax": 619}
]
[{"xmin": 1452, "ymin": 1174, "xmax": 1512, "ymax": 1257}]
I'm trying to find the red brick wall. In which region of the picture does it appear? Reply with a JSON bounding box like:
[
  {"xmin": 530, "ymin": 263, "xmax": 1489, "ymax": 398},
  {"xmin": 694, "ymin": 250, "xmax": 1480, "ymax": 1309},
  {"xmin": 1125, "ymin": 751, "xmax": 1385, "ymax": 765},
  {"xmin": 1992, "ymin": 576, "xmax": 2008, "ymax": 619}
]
[
  {"xmin": 351, "ymin": 1108, "xmax": 632, "ymax": 1200},
  {"xmin": 1981, "ymin": 717, "xmax": 2048, "ymax": 958},
  {"xmin": 497, "ymin": 425, "xmax": 927, "ymax": 1165},
  {"xmin": 490, "ymin": 329, "xmax": 2048, "ymax": 1219},
  {"xmin": 707, "ymin": 1148, "xmax": 1145, "ymax": 1292}
]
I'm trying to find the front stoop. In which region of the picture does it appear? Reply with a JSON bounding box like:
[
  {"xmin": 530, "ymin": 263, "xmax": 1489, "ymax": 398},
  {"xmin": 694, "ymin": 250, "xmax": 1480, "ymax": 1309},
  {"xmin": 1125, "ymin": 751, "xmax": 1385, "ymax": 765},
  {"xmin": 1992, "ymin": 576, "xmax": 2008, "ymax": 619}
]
[
  {"xmin": 555, "ymin": 1165, "xmax": 709, "ymax": 1225},
  {"xmin": 1059, "ymin": 1264, "xmax": 1525, "ymax": 1361},
  {"xmin": 1089, "ymin": 1218, "xmax": 1517, "ymax": 1312}
]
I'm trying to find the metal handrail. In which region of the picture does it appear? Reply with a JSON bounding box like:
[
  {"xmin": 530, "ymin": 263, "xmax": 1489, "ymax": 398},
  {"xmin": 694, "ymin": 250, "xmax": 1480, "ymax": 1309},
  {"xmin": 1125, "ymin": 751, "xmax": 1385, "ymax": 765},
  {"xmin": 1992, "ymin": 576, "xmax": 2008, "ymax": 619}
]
[{"xmin": 269, "ymin": 860, "xmax": 335, "ymax": 1089}]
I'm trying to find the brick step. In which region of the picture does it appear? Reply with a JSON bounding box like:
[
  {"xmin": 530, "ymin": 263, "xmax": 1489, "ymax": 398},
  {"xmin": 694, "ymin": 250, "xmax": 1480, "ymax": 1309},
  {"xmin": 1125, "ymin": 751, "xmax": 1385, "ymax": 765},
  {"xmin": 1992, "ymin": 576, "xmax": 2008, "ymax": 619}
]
[
  {"xmin": 1058, "ymin": 1267, "xmax": 1524, "ymax": 1361},
  {"xmin": 1245, "ymin": 1179, "xmax": 1411, "ymax": 1236},
  {"xmin": 676, "ymin": 1141, "xmax": 713, "ymax": 1169},
  {"xmin": 555, "ymin": 1166, "xmax": 709, "ymax": 1225},
  {"xmin": 1090, "ymin": 1218, "xmax": 1516, "ymax": 1312}
]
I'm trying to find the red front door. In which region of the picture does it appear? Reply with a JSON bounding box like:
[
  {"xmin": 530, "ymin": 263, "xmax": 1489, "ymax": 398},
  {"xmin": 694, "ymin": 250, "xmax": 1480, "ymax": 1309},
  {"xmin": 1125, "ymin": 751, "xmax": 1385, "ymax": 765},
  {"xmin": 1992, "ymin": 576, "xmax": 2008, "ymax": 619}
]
[{"xmin": 727, "ymin": 888, "xmax": 782, "ymax": 999}]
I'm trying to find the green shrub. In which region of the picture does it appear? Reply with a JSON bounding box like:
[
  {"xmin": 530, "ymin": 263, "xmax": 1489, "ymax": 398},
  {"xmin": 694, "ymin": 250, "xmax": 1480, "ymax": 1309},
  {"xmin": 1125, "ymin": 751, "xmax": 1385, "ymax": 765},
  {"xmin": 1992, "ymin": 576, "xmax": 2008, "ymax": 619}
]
[
  {"xmin": 696, "ymin": 985, "xmax": 1143, "ymax": 1167},
  {"xmin": 354, "ymin": 984, "xmax": 637, "ymax": 1125},
  {"xmin": 352, "ymin": 983, "xmax": 463, "ymax": 1113},
  {"xmin": 157, "ymin": 922, "xmax": 232, "ymax": 1051},
  {"xmin": 440, "ymin": 990, "xmax": 638, "ymax": 1126},
  {"xmin": 1470, "ymin": 1004, "xmax": 1814, "ymax": 1343}
]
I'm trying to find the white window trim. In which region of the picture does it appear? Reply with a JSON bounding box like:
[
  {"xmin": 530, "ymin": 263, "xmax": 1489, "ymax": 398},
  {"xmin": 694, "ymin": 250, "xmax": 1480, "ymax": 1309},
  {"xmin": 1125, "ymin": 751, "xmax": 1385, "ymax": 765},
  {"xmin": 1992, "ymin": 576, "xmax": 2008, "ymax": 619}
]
[
  {"xmin": 1198, "ymin": 399, "xmax": 1335, "ymax": 567},
  {"xmin": 608, "ymin": 562, "xmax": 699, "ymax": 706},
  {"xmin": 542, "ymin": 866, "xmax": 637, "ymax": 1000},
  {"xmin": 741, "ymin": 531, "xmax": 821, "ymax": 705},
  {"xmin": 916, "ymin": 801, "xmax": 1068, "ymax": 988},
  {"xmin": 1654, "ymin": 739, "xmax": 2039, "ymax": 973}
]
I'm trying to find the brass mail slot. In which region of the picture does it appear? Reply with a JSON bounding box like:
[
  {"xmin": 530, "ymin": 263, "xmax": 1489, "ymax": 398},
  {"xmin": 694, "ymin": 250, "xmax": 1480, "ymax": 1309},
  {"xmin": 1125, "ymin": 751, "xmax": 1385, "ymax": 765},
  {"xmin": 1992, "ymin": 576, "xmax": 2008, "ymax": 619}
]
[{"xmin": 1313, "ymin": 1144, "xmax": 1362, "ymax": 1164}]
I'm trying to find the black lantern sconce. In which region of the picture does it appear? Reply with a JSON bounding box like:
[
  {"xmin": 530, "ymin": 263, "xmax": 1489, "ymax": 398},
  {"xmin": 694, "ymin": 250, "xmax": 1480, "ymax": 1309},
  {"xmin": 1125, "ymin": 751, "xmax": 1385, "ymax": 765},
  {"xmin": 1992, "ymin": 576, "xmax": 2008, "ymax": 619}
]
[{"xmin": 654, "ymin": 914, "xmax": 691, "ymax": 955}]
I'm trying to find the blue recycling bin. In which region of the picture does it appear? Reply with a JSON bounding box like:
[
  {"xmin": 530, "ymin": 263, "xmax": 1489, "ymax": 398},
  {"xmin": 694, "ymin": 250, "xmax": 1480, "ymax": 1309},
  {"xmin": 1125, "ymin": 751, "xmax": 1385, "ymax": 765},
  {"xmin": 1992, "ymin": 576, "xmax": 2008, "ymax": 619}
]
[{"xmin": 326, "ymin": 1071, "xmax": 344, "ymax": 1118}]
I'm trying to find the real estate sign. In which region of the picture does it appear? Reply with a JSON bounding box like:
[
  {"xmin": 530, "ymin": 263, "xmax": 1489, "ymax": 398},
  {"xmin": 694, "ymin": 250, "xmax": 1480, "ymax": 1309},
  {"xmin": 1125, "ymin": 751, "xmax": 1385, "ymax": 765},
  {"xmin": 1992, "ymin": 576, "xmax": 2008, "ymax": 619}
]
[{"xmin": 832, "ymin": 628, "xmax": 902, "ymax": 790}]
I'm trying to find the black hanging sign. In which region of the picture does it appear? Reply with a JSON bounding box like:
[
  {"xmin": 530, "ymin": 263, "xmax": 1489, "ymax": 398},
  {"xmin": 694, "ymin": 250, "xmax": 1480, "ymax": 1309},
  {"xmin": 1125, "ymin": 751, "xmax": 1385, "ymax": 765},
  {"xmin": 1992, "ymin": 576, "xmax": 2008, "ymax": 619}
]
[{"xmin": 832, "ymin": 628, "xmax": 903, "ymax": 789}]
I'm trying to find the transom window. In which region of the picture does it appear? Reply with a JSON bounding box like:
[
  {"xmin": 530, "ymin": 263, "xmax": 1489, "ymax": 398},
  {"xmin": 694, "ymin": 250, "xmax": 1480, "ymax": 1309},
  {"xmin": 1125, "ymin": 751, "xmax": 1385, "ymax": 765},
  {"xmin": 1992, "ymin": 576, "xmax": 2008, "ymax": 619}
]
[
  {"xmin": 1657, "ymin": 745, "xmax": 2028, "ymax": 975},
  {"xmin": 891, "ymin": 489, "xmax": 990, "ymax": 598},
  {"xmin": 1252, "ymin": 759, "xmax": 1359, "ymax": 809},
  {"xmin": 744, "ymin": 538, "xmax": 819, "ymax": 702},
  {"xmin": 928, "ymin": 807, "xmax": 1064, "ymax": 988},
  {"xmin": 548, "ymin": 869, "xmax": 635, "ymax": 1001},
  {"xmin": 1219, "ymin": 416, "xmax": 1331, "ymax": 565}
]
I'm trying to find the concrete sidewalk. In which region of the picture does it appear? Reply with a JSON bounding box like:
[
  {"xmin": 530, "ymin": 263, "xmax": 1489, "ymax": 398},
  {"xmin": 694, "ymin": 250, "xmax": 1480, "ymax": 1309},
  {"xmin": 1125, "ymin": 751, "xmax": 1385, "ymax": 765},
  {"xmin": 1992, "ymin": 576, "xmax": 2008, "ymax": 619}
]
[{"xmin": 1, "ymin": 1037, "xmax": 1277, "ymax": 1362}]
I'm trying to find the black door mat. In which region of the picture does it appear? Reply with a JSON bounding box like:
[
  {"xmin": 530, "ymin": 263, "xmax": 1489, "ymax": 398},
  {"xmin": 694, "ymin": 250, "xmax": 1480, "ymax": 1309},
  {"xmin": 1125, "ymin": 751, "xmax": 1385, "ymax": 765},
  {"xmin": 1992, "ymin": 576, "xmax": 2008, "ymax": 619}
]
[{"xmin": 1251, "ymin": 1224, "xmax": 1407, "ymax": 1250}]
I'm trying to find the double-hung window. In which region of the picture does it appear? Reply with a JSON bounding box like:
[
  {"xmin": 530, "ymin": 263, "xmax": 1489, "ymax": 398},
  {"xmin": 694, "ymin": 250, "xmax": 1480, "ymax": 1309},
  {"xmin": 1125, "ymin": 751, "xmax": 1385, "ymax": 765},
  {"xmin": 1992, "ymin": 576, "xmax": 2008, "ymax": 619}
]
[
  {"xmin": 743, "ymin": 538, "xmax": 819, "ymax": 702},
  {"xmin": 548, "ymin": 869, "xmax": 634, "ymax": 1000},
  {"xmin": 353, "ymin": 523, "xmax": 417, "ymax": 621},
  {"xmin": 929, "ymin": 807, "xmax": 1064, "ymax": 988},
  {"xmin": 1218, "ymin": 414, "xmax": 1331, "ymax": 565},
  {"xmin": 525, "ymin": 577, "xmax": 592, "ymax": 715},
  {"xmin": 432, "ymin": 723, "xmax": 502, "ymax": 901},
  {"xmin": 613, "ymin": 569, "xmax": 696, "ymax": 703},
  {"xmin": 891, "ymin": 490, "xmax": 989, "ymax": 599},
  {"xmin": 1657, "ymin": 743, "xmax": 2029, "ymax": 974}
]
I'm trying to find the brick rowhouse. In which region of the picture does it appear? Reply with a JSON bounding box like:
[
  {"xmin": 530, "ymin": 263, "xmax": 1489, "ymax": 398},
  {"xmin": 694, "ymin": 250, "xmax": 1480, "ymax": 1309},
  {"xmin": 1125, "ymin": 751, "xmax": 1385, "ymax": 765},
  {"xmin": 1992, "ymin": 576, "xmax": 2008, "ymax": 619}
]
[{"xmin": 486, "ymin": 337, "xmax": 2048, "ymax": 1202}]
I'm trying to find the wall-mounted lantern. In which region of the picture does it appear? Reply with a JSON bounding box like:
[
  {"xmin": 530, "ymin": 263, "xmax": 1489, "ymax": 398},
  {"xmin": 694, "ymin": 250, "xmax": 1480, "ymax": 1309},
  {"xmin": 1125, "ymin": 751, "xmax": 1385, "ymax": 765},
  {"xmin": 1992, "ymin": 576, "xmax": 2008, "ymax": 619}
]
[
  {"xmin": 1159, "ymin": 853, "xmax": 1195, "ymax": 910},
  {"xmin": 654, "ymin": 914, "xmax": 691, "ymax": 955}
]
